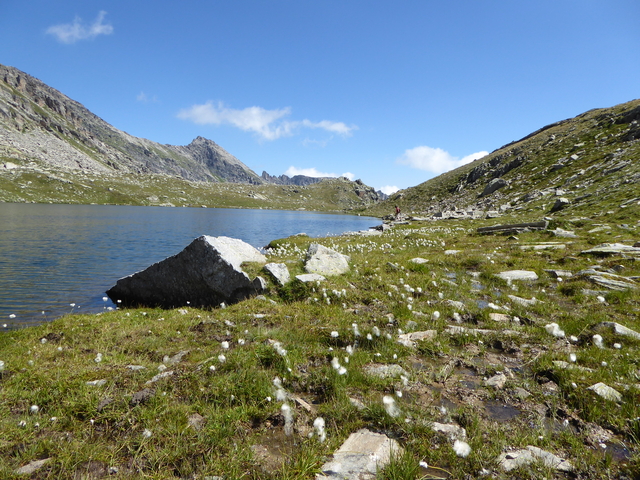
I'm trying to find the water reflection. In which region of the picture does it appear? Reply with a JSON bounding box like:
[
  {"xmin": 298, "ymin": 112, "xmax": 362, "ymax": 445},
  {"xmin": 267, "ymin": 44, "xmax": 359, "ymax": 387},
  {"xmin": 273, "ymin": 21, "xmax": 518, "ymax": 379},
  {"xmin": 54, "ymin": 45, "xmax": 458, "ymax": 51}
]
[{"xmin": 0, "ymin": 203, "xmax": 377, "ymax": 328}]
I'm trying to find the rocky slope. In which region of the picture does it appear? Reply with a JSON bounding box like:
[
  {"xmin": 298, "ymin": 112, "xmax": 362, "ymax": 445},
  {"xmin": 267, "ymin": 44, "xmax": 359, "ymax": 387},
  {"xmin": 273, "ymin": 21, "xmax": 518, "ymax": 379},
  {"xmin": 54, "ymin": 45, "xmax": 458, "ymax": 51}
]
[
  {"xmin": 0, "ymin": 63, "xmax": 383, "ymax": 207},
  {"xmin": 368, "ymin": 99, "xmax": 640, "ymax": 220}
]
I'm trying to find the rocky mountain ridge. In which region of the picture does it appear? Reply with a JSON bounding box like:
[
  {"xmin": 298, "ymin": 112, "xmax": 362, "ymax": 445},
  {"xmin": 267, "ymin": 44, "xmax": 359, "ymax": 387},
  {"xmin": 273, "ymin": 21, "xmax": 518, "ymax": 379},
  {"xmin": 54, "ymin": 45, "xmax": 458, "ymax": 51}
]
[
  {"xmin": 0, "ymin": 63, "xmax": 382, "ymax": 204},
  {"xmin": 370, "ymin": 98, "xmax": 640, "ymax": 221}
]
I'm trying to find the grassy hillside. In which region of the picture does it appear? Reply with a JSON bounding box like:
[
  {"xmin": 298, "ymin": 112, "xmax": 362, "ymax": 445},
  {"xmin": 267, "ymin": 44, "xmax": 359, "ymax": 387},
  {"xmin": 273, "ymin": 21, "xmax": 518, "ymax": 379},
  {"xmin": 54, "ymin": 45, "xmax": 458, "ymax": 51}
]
[{"xmin": 365, "ymin": 99, "xmax": 640, "ymax": 221}]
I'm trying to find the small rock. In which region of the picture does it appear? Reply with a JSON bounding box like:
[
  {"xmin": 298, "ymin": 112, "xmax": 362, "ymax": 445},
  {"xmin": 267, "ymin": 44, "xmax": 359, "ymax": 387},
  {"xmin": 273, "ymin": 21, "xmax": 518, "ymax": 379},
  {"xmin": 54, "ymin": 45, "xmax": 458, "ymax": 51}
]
[
  {"xmin": 263, "ymin": 263, "xmax": 291, "ymax": 286},
  {"xmin": 496, "ymin": 270, "xmax": 538, "ymax": 282},
  {"xmin": 316, "ymin": 429, "xmax": 403, "ymax": 479},
  {"xmin": 130, "ymin": 388, "xmax": 155, "ymax": 406},
  {"xmin": 187, "ymin": 413, "xmax": 205, "ymax": 431},
  {"xmin": 485, "ymin": 373, "xmax": 507, "ymax": 389},
  {"xmin": 550, "ymin": 197, "xmax": 570, "ymax": 213},
  {"xmin": 15, "ymin": 458, "xmax": 51, "ymax": 475},
  {"xmin": 587, "ymin": 382, "xmax": 622, "ymax": 402},
  {"xmin": 431, "ymin": 422, "xmax": 466, "ymax": 440},
  {"xmin": 409, "ymin": 257, "xmax": 428, "ymax": 264},
  {"xmin": 295, "ymin": 273, "xmax": 326, "ymax": 283},
  {"xmin": 305, "ymin": 243, "xmax": 350, "ymax": 276},
  {"xmin": 397, "ymin": 330, "xmax": 437, "ymax": 348},
  {"xmin": 363, "ymin": 363, "xmax": 408, "ymax": 379}
]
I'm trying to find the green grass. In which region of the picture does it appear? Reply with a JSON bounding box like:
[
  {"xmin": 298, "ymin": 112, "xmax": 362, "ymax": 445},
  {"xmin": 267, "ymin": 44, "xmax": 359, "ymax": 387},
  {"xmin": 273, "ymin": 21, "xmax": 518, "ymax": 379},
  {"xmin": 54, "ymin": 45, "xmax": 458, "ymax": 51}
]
[{"xmin": 1, "ymin": 214, "xmax": 639, "ymax": 478}]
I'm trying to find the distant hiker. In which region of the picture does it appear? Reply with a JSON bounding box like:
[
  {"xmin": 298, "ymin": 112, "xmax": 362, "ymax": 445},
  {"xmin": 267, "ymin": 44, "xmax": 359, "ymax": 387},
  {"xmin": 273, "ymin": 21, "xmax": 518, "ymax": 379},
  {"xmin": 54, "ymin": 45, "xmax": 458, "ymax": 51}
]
[{"xmin": 394, "ymin": 205, "xmax": 401, "ymax": 219}]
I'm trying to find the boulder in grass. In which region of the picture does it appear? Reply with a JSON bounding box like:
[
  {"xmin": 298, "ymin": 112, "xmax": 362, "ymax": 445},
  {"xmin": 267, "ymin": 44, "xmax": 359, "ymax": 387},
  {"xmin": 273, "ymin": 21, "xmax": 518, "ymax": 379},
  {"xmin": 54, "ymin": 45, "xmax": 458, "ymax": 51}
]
[
  {"xmin": 107, "ymin": 236, "xmax": 266, "ymax": 309},
  {"xmin": 305, "ymin": 243, "xmax": 350, "ymax": 276}
]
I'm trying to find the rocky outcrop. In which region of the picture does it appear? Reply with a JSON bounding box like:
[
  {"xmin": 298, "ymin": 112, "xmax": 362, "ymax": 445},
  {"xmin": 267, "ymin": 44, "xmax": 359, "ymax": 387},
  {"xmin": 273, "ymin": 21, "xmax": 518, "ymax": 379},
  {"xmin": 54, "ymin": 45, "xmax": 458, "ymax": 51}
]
[
  {"xmin": 260, "ymin": 171, "xmax": 323, "ymax": 186},
  {"xmin": 106, "ymin": 236, "xmax": 267, "ymax": 308}
]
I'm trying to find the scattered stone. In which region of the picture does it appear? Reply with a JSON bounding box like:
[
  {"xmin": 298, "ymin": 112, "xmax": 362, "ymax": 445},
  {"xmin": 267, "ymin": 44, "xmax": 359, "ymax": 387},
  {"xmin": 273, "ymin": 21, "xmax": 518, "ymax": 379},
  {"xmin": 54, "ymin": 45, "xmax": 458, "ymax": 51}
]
[
  {"xmin": 305, "ymin": 244, "xmax": 350, "ymax": 276},
  {"xmin": 444, "ymin": 250, "xmax": 460, "ymax": 255},
  {"xmin": 363, "ymin": 363, "xmax": 408, "ymax": 379},
  {"xmin": 263, "ymin": 263, "xmax": 290, "ymax": 286},
  {"xmin": 545, "ymin": 269, "xmax": 573, "ymax": 279},
  {"xmin": 97, "ymin": 397, "xmax": 113, "ymax": 412},
  {"xmin": 481, "ymin": 178, "xmax": 508, "ymax": 197},
  {"xmin": 295, "ymin": 273, "xmax": 326, "ymax": 283},
  {"xmin": 552, "ymin": 361, "xmax": 593, "ymax": 372},
  {"xmin": 550, "ymin": 197, "xmax": 570, "ymax": 213},
  {"xmin": 409, "ymin": 257, "xmax": 428, "ymax": 264},
  {"xmin": 508, "ymin": 295, "xmax": 540, "ymax": 307},
  {"xmin": 431, "ymin": 422, "xmax": 466, "ymax": 440},
  {"xmin": 15, "ymin": 458, "xmax": 52, "ymax": 475},
  {"xmin": 497, "ymin": 446, "xmax": 573, "ymax": 472},
  {"xmin": 477, "ymin": 220, "xmax": 548, "ymax": 235},
  {"xmin": 164, "ymin": 350, "xmax": 189, "ymax": 365},
  {"xmin": 489, "ymin": 313, "xmax": 511, "ymax": 322},
  {"xmin": 397, "ymin": 330, "xmax": 437, "ymax": 348},
  {"xmin": 513, "ymin": 387, "xmax": 531, "ymax": 400},
  {"xmin": 107, "ymin": 236, "xmax": 267, "ymax": 308},
  {"xmin": 520, "ymin": 243, "xmax": 566, "ymax": 251},
  {"xmin": 316, "ymin": 429, "xmax": 403, "ymax": 480},
  {"xmin": 187, "ymin": 413, "xmax": 205, "ymax": 431},
  {"xmin": 126, "ymin": 365, "xmax": 146, "ymax": 371},
  {"xmin": 86, "ymin": 379, "xmax": 107, "ymax": 387},
  {"xmin": 596, "ymin": 322, "xmax": 640, "ymax": 340},
  {"xmin": 581, "ymin": 243, "xmax": 640, "ymax": 256},
  {"xmin": 496, "ymin": 270, "xmax": 538, "ymax": 282},
  {"xmin": 485, "ymin": 373, "xmax": 507, "ymax": 389},
  {"xmin": 444, "ymin": 300, "xmax": 465, "ymax": 310},
  {"xmin": 552, "ymin": 228, "xmax": 578, "ymax": 238},
  {"xmin": 145, "ymin": 370, "xmax": 174, "ymax": 385},
  {"xmin": 588, "ymin": 382, "xmax": 622, "ymax": 402},
  {"xmin": 130, "ymin": 388, "xmax": 155, "ymax": 406}
]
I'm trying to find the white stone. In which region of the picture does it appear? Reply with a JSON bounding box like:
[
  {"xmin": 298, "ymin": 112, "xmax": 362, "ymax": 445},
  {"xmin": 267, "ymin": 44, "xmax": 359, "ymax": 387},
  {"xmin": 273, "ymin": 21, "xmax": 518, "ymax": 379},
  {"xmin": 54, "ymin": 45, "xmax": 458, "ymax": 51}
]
[
  {"xmin": 587, "ymin": 382, "xmax": 622, "ymax": 402},
  {"xmin": 496, "ymin": 270, "xmax": 538, "ymax": 281},
  {"xmin": 498, "ymin": 446, "xmax": 573, "ymax": 472},
  {"xmin": 263, "ymin": 262, "xmax": 291, "ymax": 286},
  {"xmin": 316, "ymin": 429, "xmax": 403, "ymax": 479},
  {"xmin": 305, "ymin": 244, "xmax": 350, "ymax": 276}
]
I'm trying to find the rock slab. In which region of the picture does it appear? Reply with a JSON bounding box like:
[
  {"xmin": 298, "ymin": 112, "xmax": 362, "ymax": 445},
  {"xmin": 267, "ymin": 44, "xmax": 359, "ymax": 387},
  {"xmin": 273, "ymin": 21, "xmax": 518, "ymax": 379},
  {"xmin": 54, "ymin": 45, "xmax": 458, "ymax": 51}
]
[
  {"xmin": 263, "ymin": 262, "xmax": 290, "ymax": 286},
  {"xmin": 316, "ymin": 429, "xmax": 403, "ymax": 479},
  {"xmin": 107, "ymin": 236, "xmax": 266, "ymax": 308}
]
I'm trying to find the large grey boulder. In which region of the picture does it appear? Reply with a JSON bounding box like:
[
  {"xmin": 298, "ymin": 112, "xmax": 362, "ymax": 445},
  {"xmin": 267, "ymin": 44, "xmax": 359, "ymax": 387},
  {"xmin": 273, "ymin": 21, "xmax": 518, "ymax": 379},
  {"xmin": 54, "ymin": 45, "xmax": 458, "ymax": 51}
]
[
  {"xmin": 107, "ymin": 236, "xmax": 266, "ymax": 308},
  {"xmin": 305, "ymin": 244, "xmax": 350, "ymax": 276},
  {"xmin": 481, "ymin": 178, "xmax": 507, "ymax": 197}
]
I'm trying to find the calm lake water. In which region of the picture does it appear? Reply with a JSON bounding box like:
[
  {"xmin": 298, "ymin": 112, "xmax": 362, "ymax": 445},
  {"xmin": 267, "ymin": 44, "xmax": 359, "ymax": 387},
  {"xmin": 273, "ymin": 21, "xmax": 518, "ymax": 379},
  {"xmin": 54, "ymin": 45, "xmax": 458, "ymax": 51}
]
[{"xmin": 0, "ymin": 203, "xmax": 378, "ymax": 328}]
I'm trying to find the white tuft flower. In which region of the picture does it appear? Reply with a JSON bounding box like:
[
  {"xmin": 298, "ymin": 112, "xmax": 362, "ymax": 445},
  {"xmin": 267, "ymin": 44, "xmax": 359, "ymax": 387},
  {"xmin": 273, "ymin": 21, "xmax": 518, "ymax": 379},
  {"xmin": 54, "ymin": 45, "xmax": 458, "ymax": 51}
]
[
  {"xmin": 313, "ymin": 417, "xmax": 326, "ymax": 442},
  {"xmin": 432, "ymin": 311, "xmax": 440, "ymax": 320},
  {"xmin": 281, "ymin": 403, "xmax": 293, "ymax": 436},
  {"xmin": 383, "ymin": 395, "xmax": 400, "ymax": 417},
  {"xmin": 569, "ymin": 353, "xmax": 577, "ymax": 363},
  {"xmin": 352, "ymin": 323, "xmax": 361, "ymax": 337},
  {"xmin": 221, "ymin": 341, "xmax": 230, "ymax": 349},
  {"xmin": 613, "ymin": 343, "xmax": 622, "ymax": 349},
  {"xmin": 453, "ymin": 439, "xmax": 471, "ymax": 457},
  {"xmin": 30, "ymin": 405, "xmax": 39, "ymax": 414},
  {"xmin": 0, "ymin": 360, "xmax": 4, "ymax": 371},
  {"xmin": 209, "ymin": 365, "xmax": 216, "ymax": 372},
  {"xmin": 330, "ymin": 331, "xmax": 339, "ymax": 338},
  {"xmin": 338, "ymin": 366, "xmax": 347, "ymax": 375},
  {"xmin": 218, "ymin": 354, "xmax": 226, "ymax": 363},
  {"xmin": 94, "ymin": 353, "xmax": 103, "ymax": 363},
  {"xmin": 142, "ymin": 428, "xmax": 152, "ymax": 438},
  {"xmin": 544, "ymin": 323, "xmax": 565, "ymax": 338},
  {"xmin": 372, "ymin": 326, "xmax": 381, "ymax": 337}
]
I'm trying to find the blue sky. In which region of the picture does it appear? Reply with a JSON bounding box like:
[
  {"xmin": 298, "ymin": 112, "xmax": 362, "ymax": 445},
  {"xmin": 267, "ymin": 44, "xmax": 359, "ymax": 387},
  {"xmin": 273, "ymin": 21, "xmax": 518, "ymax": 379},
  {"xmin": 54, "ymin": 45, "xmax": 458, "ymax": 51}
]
[{"xmin": 1, "ymin": 1, "xmax": 639, "ymax": 194}]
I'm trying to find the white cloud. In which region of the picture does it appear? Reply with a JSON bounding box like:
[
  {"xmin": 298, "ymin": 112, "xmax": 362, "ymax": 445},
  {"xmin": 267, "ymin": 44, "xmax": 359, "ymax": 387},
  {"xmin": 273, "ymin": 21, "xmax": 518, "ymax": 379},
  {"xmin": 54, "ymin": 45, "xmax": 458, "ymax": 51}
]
[
  {"xmin": 177, "ymin": 101, "xmax": 357, "ymax": 141},
  {"xmin": 379, "ymin": 185, "xmax": 399, "ymax": 195},
  {"xmin": 284, "ymin": 166, "xmax": 354, "ymax": 180},
  {"xmin": 46, "ymin": 11, "xmax": 113, "ymax": 44},
  {"xmin": 136, "ymin": 92, "xmax": 158, "ymax": 103},
  {"xmin": 397, "ymin": 146, "xmax": 488, "ymax": 175}
]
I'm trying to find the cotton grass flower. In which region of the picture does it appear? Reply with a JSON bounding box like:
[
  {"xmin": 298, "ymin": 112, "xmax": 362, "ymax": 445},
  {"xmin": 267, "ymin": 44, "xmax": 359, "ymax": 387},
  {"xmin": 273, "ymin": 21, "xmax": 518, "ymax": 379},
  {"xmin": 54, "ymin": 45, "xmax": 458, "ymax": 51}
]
[
  {"xmin": 30, "ymin": 405, "xmax": 39, "ymax": 414},
  {"xmin": 383, "ymin": 395, "xmax": 399, "ymax": 417},
  {"xmin": 142, "ymin": 428, "xmax": 152, "ymax": 438},
  {"xmin": 281, "ymin": 403, "xmax": 293, "ymax": 436},
  {"xmin": 94, "ymin": 353, "xmax": 103, "ymax": 363},
  {"xmin": 453, "ymin": 439, "xmax": 471, "ymax": 457},
  {"xmin": 220, "ymin": 341, "xmax": 230, "ymax": 349},
  {"xmin": 313, "ymin": 417, "xmax": 326, "ymax": 442},
  {"xmin": 544, "ymin": 323, "xmax": 565, "ymax": 338}
]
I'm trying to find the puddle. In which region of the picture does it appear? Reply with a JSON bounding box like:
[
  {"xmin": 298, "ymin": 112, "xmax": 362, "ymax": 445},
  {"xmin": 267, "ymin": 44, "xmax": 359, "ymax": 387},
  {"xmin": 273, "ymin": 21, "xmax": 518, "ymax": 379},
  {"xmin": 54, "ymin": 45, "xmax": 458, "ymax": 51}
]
[
  {"xmin": 455, "ymin": 367, "xmax": 481, "ymax": 390},
  {"xmin": 543, "ymin": 418, "xmax": 578, "ymax": 434},
  {"xmin": 252, "ymin": 429, "xmax": 298, "ymax": 471},
  {"xmin": 602, "ymin": 441, "xmax": 633, "ymax": 463},
  {"xmin": 485, "ymin": 400, "xmax": 521, "ymax": 423}
]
